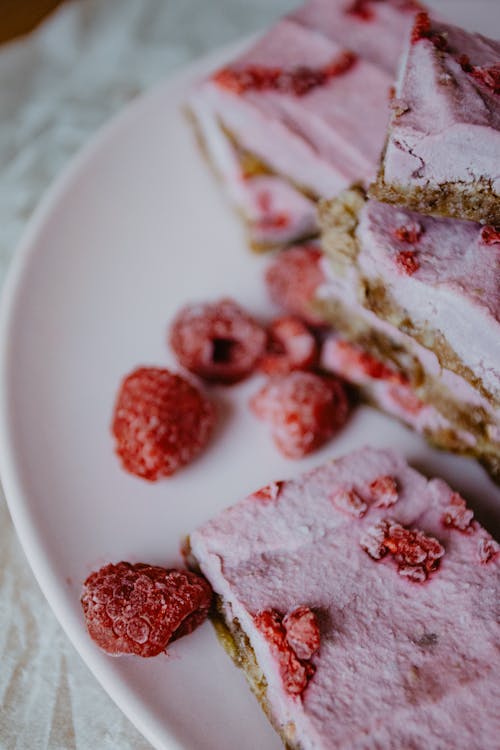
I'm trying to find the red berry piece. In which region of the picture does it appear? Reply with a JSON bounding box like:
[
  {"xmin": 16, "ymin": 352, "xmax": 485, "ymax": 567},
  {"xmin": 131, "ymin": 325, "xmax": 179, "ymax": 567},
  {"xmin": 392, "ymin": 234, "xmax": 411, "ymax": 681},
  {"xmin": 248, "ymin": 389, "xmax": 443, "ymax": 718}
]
[
  {"xmin": 369, "ymin": 475, "xmax": 399, "ymax": 508},
  {"xmin": 252, "ymin": 481, "xmax": 284, "ymax": 503},
  {"xmin": 254, "ymin": 609, "xmax": 316, "ymax": 696},
  {"xmin": 387, "ymin": 383, "xmax": 424, "ymax": 415},
  {"xmin": 330, "ymin": 339, "xmax": 407, "ymax": 384},
  {"xmin": 345, "ymin": 0, "xmax": 374, "ymax": 21},
  {"xmin": 81, "ymin": 562, "xmax": 212, "ymax": 657},
  {"xmin": 471, "ymin": 64, "xmax": 500, "ymax": 95},
  {"xmin": 112, "ymin": 368, "xmax": 215, "ymax": 481},
  {"xmin": 250, "ymin": 371, "xmax": 349, "ymax": 459},
  {"xmin": 395, "ymin": 250, "xmax": 420, "ymax": 275},
  {"xmin": 361, "ymin": 519, "xmax": 444, "ymax": 581},
  {"xmin": 169, "ymin": 299, "xmax": 266, "ymax": 384},
  {"xmin": 411, "ymin": 11, "xmax": 431, "ymax": 43},
  {"xmin": 283, "ymin": 606, "xmax": 320, "ymax": 661},
  {"xmin": 331, "ymin": 487, "xmax": 367, "ymax": 519},
  {"xmin": 441, "ymin": 492, "xmax": 474, "ymax": 532},
  {"xmin": 478, "ymin": 536, "xmax": 499, "ymax": 564},
  {"xmin": 259, "ymin": 317, "xmax": 318, "ymax": 376},
  {"xmin": 481, "ymin": 226, "xmax": 500, "ymax": 245},
  {"xmin": 457, "ymin": 54, "xmax": 472, "ymax": 73},
  {"xmin": 265, "ymin": 244, "xmax": 326, "ymax": 326},
  {"xmin": 393, "ymin": 221, "xmax": 423, "ymax": 244}
]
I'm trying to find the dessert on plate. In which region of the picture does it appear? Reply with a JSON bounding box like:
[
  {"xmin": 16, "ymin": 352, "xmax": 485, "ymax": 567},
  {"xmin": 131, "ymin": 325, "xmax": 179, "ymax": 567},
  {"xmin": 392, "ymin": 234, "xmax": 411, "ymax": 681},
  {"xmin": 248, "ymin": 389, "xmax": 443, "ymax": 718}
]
[
  {"xmin": 371, "ymin": 12, "xmax": 500, "ymax": 224},
  {"xmin": 189, "ymin": 447, "xmax": 500, "ymax": 750},
  {"xmin": 187, "ymin": 0, "xmax": 420, "ymax": 250}
]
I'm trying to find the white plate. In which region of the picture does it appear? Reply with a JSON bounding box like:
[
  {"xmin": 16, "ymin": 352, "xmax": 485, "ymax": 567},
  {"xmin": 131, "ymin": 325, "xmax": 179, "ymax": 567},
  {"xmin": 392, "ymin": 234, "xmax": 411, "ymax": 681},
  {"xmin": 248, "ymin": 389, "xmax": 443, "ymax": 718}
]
[{"xmin": 1, "ymin": 4, "xmax": 499, "ymax": 749}]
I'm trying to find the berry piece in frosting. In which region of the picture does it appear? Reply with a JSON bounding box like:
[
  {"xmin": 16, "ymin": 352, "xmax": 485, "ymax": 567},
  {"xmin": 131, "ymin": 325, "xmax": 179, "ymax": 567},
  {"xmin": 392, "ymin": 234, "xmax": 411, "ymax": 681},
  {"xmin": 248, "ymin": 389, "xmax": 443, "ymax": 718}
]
[
  {"xmin": 471, "ymin": 65, "xmax": 500, "ymax": 95},
  {"xmin": 410, "ymin": 11, "xmax": 447, "ymax": 49},
  {"xmin": 259, "ymin": 317, "xmax": 318, "ymax": 376},
  {"xmin": 361, "ymin": 519, "xmax": 445, "ymax": 581},
  {"xmin": 81, "ymin": 562, "xmax": 212, "ymax": 657},
  {"xmin": 213, "ymin": 51, "xmax": 357, "ymax": 97},
  {"xmin": 481, "ymin": 226, "xmax": 500, "ymax": 245},
  {"xmin": 393, "ymin": 222, "xmax": 423, "ymax": 244},
  {"xmin": 370, "ymin": 475, "xmax": 399, "ymax": 508},
  {"xmin": 169, "ymin": 299, "xmax": 266, "ymax": 384},
  {"xmin": 283, "ymin": 606, "xmax": 321, "ymax": 661},
  {"xmin": 250, "ymin": 371, "xmax": 349, "ymax": 459},
  {"xmin": 254, "ymin": 608, "xmax": 317, "ymax": 696},
  {"xmin": 441, "ymin": 492, "xmax": 474, "ymax": 532},
  {"xmin": 331, "ymin": 487, "xmax": 367, "ymax": 518},
  {"xmin": 265, "ymin": 244, "xmax": 326, "ymax": 326},
  {"xmin": 478, "ymin": 535, "xmax": 499, "ymax": 564},
  {"xmin": 253, "ymin": 481, "xmax": 284, "ymax": 503},
  {"xmin": 112, "ymin": 367, "xmax": 215, "ymax": 481},
  {"xmin": 395, "ymin": 249, "xmax": 420, "ymax": 275}
]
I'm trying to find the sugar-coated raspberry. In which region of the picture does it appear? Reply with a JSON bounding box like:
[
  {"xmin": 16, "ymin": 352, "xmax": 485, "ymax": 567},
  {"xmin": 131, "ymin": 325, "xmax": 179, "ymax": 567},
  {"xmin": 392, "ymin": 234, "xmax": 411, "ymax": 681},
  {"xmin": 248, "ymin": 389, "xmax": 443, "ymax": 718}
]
[
  {"xmin": 471, "ymin": 65, "xmax": 500, "ymax": 95},
  {"xmin": 81, "ymin": 562, "xmax": 212, "ymax": 657},
  {"xmin": 250, "ymin": 371, "xmax": 349, "ymax": 459},
  {"xmin": 481, "ymin": 226, "xmax": 500, "ymax": 245},
  {"xmin": 370, "ymin": 475, "xmax": 399, "ymax": 508},
  {"xmin": 212, "ymin": 51, "xmax": 356, "ymax": 97},
  {"xmin": 252, "ymin": 481, "xmax": 284, "ymax": 503},
  {"xmin": 169, "ymin": 299, "xmax": 266, "ymax": 384},
  {"xmin": 331, "ymin": 487, "xmax": 367, "ymax": 519},
  {"xmin": 259, "ymin": 317, "xmax": 318, "ymax": 376},
  {"xmin": 283, "ymin": 607, "xmax": 320, "ymax": 661},
  {"xmin": 112, "ymin": 367, "xmax": 215, "ymax": 481},
  {"xmin": 478, "ymin": 535, "xmax": 499, "ymax": 564},
  {"xmin": 254, "ymin": 609, "xmax": 316, "ymax": 696},
  {"xmin": 361, "ymin": 519, "xmax": 444, "ymax": 581},
  {"xmin": 395, "ymin": 250, "xmax": 420, "ymax": 275},
  {"xmin": 265, "ymin": 245, "xmax": 326, "ymax": 326},
  {"xmin": 393, "ymin": 222, "xmax": 423, "ymax": 244},
  {"xmin": 441, "ymin": 492, "xmax": 474, "ymax": 532}
]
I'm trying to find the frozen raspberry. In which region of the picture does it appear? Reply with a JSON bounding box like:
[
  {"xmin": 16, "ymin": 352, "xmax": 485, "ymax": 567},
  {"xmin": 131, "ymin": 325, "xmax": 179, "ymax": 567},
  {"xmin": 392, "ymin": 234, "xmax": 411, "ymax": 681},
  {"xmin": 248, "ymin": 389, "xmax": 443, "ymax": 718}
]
[
  {"xmin": 250, "ymin": 371, "xmax": 349, "ymax": 459},
  {"xmin": 471, "ymin": 64, "xmax": 500, "ymax": 95},
  {"xmin": 481, "ymin": 226, "xmax": 500, "ymax": 245},
  {"xmin": 213, "ymin": 52, "xmax": 356, "ymax": 98},
  {"xmin": 283, "ymin": 607, "xmax": 320, "ymax": 661},
  {"xmin": 361, "ymin": 519, "xmax": 444, "ymax": 581},
  {"xmin": 393, "ymin": 222, "xmax": 423, "ymax": 244},
  {"xmin": 112, "ymin": 367, "xmax": 215, "ymax": 481},
  {"xmin": 169, "ymin": 299, "xmax": 266, "ymax": 384},
  {"xmin": 478, "ymin": 535, "xmax": 499, "ymax": 564},
  {"xmin": 331, "ymin": 487, "xmax": 367, "ymax": 519},
  {"xmin": 370, "ymin": 475, "xmax": 399, "ymax": 508},
  {"xmin": 254, "ymin": 609, "xmax": 315, "ymax": 696},
  {"xmin": 441, "ymin": 492, "xmax": 474, "ymax": 532},
  {"xmin": 259, "ymin": 317, "xmax": 318, "ymax": 376},
  {"xmin": 81, "ymin": 562, "xmax": 212, "ymax": 657},
  {"xmin": 265, "ymin": 245, "xmax": 326, "ymax": 326},
  {"xmin": 252, "ymin": 481, "xmax": 284, "ymax": 503},
  {"xmin": 395, "ymin": 250, "xmax": 420, "ymax": 275}
]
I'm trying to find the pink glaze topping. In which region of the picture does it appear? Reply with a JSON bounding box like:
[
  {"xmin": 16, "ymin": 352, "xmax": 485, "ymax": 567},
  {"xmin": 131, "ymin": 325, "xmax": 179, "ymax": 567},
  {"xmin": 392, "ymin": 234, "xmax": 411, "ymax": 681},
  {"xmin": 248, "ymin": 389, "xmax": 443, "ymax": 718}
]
[
  {"xmin": 356, "ymin": 199, "xmax": 500, "ymax": 400},
  {"xmin": 190, "ymin": 448, "xmax": 500, "ymax": 749},
  {"xmin": 382, "ymin": 15, "xmax": 500, "ymax": 194}
]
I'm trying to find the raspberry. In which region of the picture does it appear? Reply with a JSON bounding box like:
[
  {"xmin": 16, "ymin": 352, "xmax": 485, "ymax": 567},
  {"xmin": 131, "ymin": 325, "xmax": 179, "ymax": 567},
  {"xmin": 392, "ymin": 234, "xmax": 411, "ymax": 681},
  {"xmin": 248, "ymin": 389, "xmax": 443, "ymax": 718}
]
[
  {"xmin": 259, "ymin": 317, "xmax": 318, "ymax": 376},
  {"xmin": 361, "ymin": 519, "xmax": 445, "ymax": 581},
  {"xmin": 250, "ymin": 371, "xmax": 350, "ymax": 459},
  {"xmin": 331, "ymin": 339, "xmax": 407, "ymax": 384},
  {"xmin": 411, "ymin": 11, "xmax": 431, "ymax": 43},
  {"xmin": 331, "ymin": 487, "xmax": 367, "ymax": 518},
  {"xmin": 471, "ymin": 64, "xmax": 500, "ymax": 95},
  {"xmin": 252, "ymin": 481, "xmax": 284, "ymax": 503},
  {"xmin": 265, "ymin": 244, "xmax": 326, "ymax": 326},
  {"xmin": 478, "ymin": 536, "xmax": 499, "ymax": 564},
  {"xmin": 254, "ymin": 609, "xmax": 316, "ymax": 696},
  {"xmin": 395, "ymin": 250, "xmax": 420, "ymax": 275},
  {"xmin": 81, "ymin": 562, "xmax": 212, "ymax": 657},
  {"xmin": 169, "ymin": 299, "xmax": 266, "ymax": 384},
  {"xmin": 112, "ymin": 367, "xmax": 215, "ymax": 481},
  {"xmin": 393, "ymin": 222, "xmax": 423, "ymax": 244},
  {"xmin": 481, "ymin": 226, "xmax": 500, "ymax": 245},
  {"xmin": 441, "ymin": 492, "xmax": 474, "ymax": 532},
  {"xmin": 369, "ymin": 475, "xmax": 399, "ymax": 508},
  {"xmin": 388, "ymin": 383, "xmax": 424, "ymax": 415},
  {"xmin": 212, "ymin": 52, "xmax": 356, "ymax": 98},
  {"xmin": 283, "ymin": 607, "xmax": 320, "ymax": 661}
]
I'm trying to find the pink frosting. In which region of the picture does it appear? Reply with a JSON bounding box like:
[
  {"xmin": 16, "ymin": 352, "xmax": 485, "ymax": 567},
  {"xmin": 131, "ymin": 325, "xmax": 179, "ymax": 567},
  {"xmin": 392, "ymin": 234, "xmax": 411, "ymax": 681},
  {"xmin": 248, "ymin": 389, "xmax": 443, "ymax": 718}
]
[
  {"xmin": 291, "ymin": 0, "xmax": 418, "ymax": 74},
  {"xmin": 190, "ymin": 448, "xmax": 500, "ymax": 750},
  {"xmin": 383, "ymin": 18, "xmax": 500, "ymax": 193},
  {"xmin": 193, "ymin": 18, "xmax": 392, "ymax": 197},
  {"xmin": 355, "ymin": 200, "xmax": 500, "ymax": 400}
]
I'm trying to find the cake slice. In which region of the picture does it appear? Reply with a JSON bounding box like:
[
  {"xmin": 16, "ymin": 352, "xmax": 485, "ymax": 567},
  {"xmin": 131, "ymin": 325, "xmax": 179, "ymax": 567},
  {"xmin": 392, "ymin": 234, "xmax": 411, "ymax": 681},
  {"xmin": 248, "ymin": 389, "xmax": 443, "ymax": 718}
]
[
  {"xmin": 188, "ymin": 0, "xmax": 420, "ymax": 250},
  {"xmin": 371, "ymin": 11, "xmax": 500, "ymax": 224},
  {"xmin": 189, "ymin": 447, "xmax": 500, "ymax": 750}
]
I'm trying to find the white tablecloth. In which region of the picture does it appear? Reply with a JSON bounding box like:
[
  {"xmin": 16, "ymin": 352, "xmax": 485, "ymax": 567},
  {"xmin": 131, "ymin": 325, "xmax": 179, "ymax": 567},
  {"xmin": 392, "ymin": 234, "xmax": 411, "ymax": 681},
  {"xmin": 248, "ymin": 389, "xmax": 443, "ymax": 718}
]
[{"xmin": 0, "ymin": 2, "xmax": 293, "ymax": 748}]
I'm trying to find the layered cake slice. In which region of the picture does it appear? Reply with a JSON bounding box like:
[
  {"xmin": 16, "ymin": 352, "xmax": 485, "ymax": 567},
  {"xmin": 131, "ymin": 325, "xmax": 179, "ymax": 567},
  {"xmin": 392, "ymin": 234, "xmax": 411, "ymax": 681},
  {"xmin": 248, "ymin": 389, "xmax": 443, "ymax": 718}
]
[
  {"xmin": 189, "ymin": 447, "xmax": 500, "ymax": 750},
  {"xmin": 188, "ymin": 0, "xmax": 420, "ymax": 249},
  {"xmin": 317, "ymin": 188, "xmax": 500, "ymax": 480},
  {"xmin": 371, "ymin": 11, "xmax": 500, "ymax": 224}
]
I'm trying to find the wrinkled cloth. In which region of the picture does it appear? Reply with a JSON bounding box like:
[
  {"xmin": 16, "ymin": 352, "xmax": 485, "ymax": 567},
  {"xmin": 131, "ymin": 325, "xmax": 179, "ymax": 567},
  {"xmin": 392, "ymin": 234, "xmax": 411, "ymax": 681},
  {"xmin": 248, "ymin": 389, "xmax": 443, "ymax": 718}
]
[{"xmin": 0, "ymin": 1, "xmax": 293, "ymax": 748}]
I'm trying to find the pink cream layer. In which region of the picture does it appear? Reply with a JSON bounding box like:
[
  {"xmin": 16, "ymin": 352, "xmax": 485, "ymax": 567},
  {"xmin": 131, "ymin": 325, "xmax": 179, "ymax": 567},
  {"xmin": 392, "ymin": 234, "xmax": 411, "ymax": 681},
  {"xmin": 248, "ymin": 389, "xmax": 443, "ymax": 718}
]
[{"xmin": 190, "ymin": 447, "xmax": 500, "ymax": 750}]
